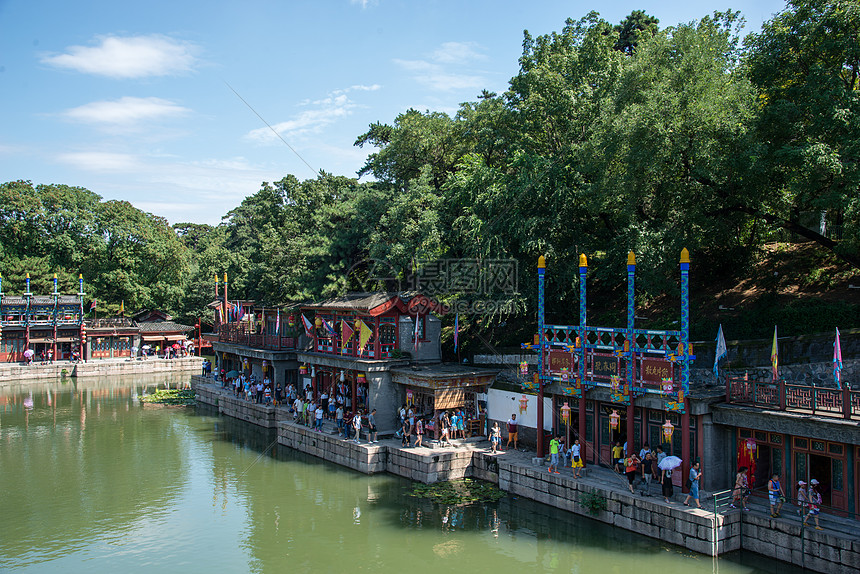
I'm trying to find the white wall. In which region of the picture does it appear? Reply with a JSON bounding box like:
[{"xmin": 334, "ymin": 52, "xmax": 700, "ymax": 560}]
[{"xmin": 488, "ymin": 389, "xmax": 552, "ymax": 431}]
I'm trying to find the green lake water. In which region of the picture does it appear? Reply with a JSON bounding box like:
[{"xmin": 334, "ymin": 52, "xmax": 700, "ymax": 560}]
[{"xmin": 0, "ymin": 373, "xmax": 800, "ymax": 573}]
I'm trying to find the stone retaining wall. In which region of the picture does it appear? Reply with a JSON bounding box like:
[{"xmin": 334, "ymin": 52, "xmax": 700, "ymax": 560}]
[
  {"xmin": 0, "ymin": 357, "xmax": 203, "ymax": 384},
  {"xmin": 194, "ymin": 380, "xmax": 280, "ymax": 428},
  {"xmin": 277, "ymin": 422, "xmax": 386, "ymax": 475},
  {"xmin": 741, "ymin": 511, "xmax": 860, "ymax": 573}
]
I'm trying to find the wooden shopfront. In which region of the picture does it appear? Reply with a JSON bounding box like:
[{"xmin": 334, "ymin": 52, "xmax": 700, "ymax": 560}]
[{"xmin": 735, "ymin": 427, "xmax": 850, "ymax": 514}]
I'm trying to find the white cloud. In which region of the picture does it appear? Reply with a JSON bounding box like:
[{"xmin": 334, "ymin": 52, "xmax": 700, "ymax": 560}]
[
  {"xmin": 394, "ymin": 41, "xmax": 488, "ymax": 92},
  {"xmin": 245, "ymin": 85, "xmax": 376, "ymax": 144},
  {"xmin": 56, "ymin": 151, "xmax": 142, "ymax": 172},
  {"xmin": 41, "ymin": 35, "xmax": 197, "ymax": 79},
  {"xmin": 349, "ymin": 0, "xmax": 377, "ymax": 8},
  {"xmin": 62, "ymin": 97, "xmax": 190, "ymax": 125},
  {"xmin": 432, "ymin": 42, "xmax": 487, "ymax": 65}
]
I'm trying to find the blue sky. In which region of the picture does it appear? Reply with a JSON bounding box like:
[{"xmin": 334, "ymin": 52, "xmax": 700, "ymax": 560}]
[{"xmin": 1, "ymin": 0, "xmax": 788, "ymax": 225}]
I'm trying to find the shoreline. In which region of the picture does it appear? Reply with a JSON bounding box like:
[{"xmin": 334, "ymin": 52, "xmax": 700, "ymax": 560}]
[{"xmin": 0, "ymin": 356, "xmax": 204, "ymax": 385}]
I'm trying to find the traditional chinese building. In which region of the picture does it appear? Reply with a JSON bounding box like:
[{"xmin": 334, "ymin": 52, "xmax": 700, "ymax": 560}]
[
  {"xmin": 209, "ymin": 289, "xmax": 498, "ymax": 431},
  {"xmin": 0, "ymin": 273, "xmax": 85, "ymax": 362}
]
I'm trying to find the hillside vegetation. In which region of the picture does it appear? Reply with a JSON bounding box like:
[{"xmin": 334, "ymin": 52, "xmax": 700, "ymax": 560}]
[{"xmin": 2, "ymin": 1, "xmax": 858, "ymax": 355}]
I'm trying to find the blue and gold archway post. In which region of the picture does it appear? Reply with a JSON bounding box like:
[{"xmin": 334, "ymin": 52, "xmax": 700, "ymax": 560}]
[
  {"xmin": 578, "ymin": 255, "xmax": 589, "ymax": 458},
  {"xmin": 537, "ymin": 255, "xmax": 546, "ymax": 457},
  {"xmin": 626, "ymin": 252, "xmax": 636, "ymax": 456},
  {"xmin": 680, "ymin": 248, "xmax": 692, "ymax": 489}
]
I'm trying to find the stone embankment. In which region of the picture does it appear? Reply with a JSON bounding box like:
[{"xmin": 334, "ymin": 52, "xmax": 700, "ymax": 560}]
[
  {"xmin": 191, "ymin": 377, "xmax": 859, "ymax": 573},
  {"xmin": 0, "ymin": 357, "xmax": 204, "ymax": 385}
]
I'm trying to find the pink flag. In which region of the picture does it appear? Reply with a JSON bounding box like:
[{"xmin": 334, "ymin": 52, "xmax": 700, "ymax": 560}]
[
  {"xmin": 413, "ymin": 314, "xmax": 420, "ymax": 352},
  {"xmin": 834, "ymin": 327, "xmax": 843, "ymax": 389}
]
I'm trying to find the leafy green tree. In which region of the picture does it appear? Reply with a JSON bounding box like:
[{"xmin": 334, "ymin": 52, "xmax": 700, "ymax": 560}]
[
  {"xmin": 614, "ymin": 10, "xmax": 660, "ymax": 54},
  {"xmin": 745, "ymin": 0, "xmax": 860, "ymax": 268}
]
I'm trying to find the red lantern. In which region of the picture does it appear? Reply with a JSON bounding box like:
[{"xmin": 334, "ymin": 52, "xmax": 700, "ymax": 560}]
[
  {"xmin": 609, "ymin": 409, "xmax": 620, "ymax": 432},
  {"xmin": 288, "ymin": 314, "xmax": 295, "ymax": 327},
  {"xmin": 299, "ymin": 365, "xmax": 308, "ymax": 375},
  {"xmin": 662, "ymin": 420, "xmax": 675, "ymax": 446},
  {"xmin": 357, "ymin": 372, "xmax": 366, "ymax": 384},
  {"xmin": 561, "ymin": 402, "xmax": 571, "ymax": 425}
]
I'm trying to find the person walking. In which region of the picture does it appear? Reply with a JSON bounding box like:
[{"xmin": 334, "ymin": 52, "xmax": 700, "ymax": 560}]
[
  {"xmin": 796, "ymin": 481, "xmax": 808, "ymax": 519},
  {"xmin": 639, "ymin": 450, "xmax": 654, "ymax": 495},
  {"xmin": 683, "ymin": 461, "xmax": 703, "ymax": 508},
  {"xmin": 314, "ymin": 404, "xmax": 324, "ymax": 431},
  {"xmin": 548, "ymin": 436, "xmax": 561, "ymax": 474},
  {"xmin": 624, "ymin": 453, "xmax": 641, "ymax": 494},
  {"xmin": 731, "ymin": 467, "xmax": 750, "ymax": 511},
  {"xmin": 570, "ymin": 438, "xmax": 584, "ymax": 479},
  {"xmin": 401, "ymin": 416, "xmax": 412, "ymax": 447},
  {"xmin": 367, "ymin": 409, "xmax": 378, "ymax": 443},
  {"xmin": 661, "ymin": 466, "xmax": 675, "ymax": 503},
  {"xmin": 413, "ymin": 416, "xmax": 423, "ymax": 448},
  {"xmin": 803, "ymin": 479, "xmax": 823, "ymax": 530},
  {"xmin": 336, "ymin": 404, "xmax": 345, "ymax": 437},
  {"xmin": 490, "ymin": 422, "xmax": 502, "ymax": 453},
  {"xmin": 506, "ymin": 414, "xmax": 519, "ymax": 450},
  {"xmin": 352, "ymin": 410, "xmax": 363, "ymax": 444},
  {"xmin": 612, "ymin": 441, "xmax": 624, "ymax": 473},
  {"xmin": 768, "ymin": 472, "xmax": 785, "ymax": 517}
]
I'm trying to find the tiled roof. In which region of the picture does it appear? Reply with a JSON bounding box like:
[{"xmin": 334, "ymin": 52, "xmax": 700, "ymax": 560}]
[
  {"xmin": 137, "ymin": 321, "xmax": 194, "ymax": 332},
  {"xmin": 302, "ymin": 292, "xmax": 400, "ymax": 313}
]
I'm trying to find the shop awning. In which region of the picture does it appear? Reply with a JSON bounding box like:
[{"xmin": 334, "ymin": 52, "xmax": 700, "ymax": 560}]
[
  {"xmin": 435, "ymin": 388, "xmax": 466, "ymax": 410},
  {"xmin": 27, "ymin": 338, "xmax": 53, "ymax": 343},
  {"xmin": 165, "ymin": 335, "xmax": 187, "ymax": 341},
  {"xmin": 141, "ymin": 335, "xmax": 164, "ymax": 342},
  {"xmin": 55, "ymin": 337, "xmax": 77, "ymax": 343}
]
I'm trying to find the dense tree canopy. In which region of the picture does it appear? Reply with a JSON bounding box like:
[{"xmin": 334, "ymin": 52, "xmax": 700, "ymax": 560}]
[{"xmin": 3, "ymin": 1, "xmax": 858, "ymax": 342}]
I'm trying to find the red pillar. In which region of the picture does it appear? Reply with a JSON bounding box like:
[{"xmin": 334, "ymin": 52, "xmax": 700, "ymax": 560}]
[
  {"xmin": 537, "ymin": 386, "xmax": 544, "ymax": 457},
  {"xmin": 626, "ymin": 402, "xmax": 635, "ymax": 455},
  {"xmin": 681, "ymin": 400, "xmax": 691, "ymax": 493},
  {"xmin": 578, "ymin": 395, "xmax": 587, "ymax": 459}
]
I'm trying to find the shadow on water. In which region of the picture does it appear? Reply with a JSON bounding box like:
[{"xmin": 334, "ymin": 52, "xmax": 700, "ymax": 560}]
[{"xmin": 191, "ymin": 404, "xmax": 805, "ymax": 574}]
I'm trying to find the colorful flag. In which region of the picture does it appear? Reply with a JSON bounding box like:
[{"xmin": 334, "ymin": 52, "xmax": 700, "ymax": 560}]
[
  {"xmin": 714, "ymin": 324, "xmax": 727, "ymax": 379},
  {"xmin": 237, "ymin": 304, "xmax": 245, "ymax": 321},
  {"xmin": 322, "ymin": 318, "xmax": 337, "ymax": 337},
  {"xmin": 119, "ymin": 300, "xmax": 124, "ymax": 316},
  {"xmin": 302, "ymin": 314, "xmax": 314, "ymax": 337},
  {"xmin": 275, "ymin": 309, "xmax": 280, "ymax": 336},
  {"xmin": 341, "ymin": 319, "xmax": 355, "ymax": 351},
  {"xmin": 770, "ymin": 325, "xmax": 779, "ymax": 382},
  {"xmin": 413, "ymin": 314, "xmax": 420, "ymax": 352},
  {"xmin": 834, "ymin": 327, "xmax": 843, "ymax": 389},
  {"xmin": 454, "ymin": 313, "xmax": 459, "ymax": 353},
  {"xmin": 216, "ymin": 308, "xmax": 222, "ymax": 324},
  {"xmin": 90, "ymin": 299, "xmax": 97, "ymax": 311},
  {"xmin": 357, "ymin": 319, "xmax": 373, "ymax": 354}
]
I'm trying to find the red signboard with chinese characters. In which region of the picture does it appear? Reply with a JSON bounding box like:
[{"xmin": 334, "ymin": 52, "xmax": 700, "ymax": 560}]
[
  {"xmin": 591, "ymin": 354, "xmax": 618, "ymax": 379},
  {"xmin": 548, "ymin": 349, "xmax": 575, "ymax": 374},
  {"xmin": 641, "ymin": 358, "xmax": 672, "ymax": 383}
]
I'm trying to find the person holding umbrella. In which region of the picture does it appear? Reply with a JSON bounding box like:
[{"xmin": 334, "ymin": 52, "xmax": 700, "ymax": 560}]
[{"xmin": 658, "ymin": 454, "xmax": 682, "ymax": 504}]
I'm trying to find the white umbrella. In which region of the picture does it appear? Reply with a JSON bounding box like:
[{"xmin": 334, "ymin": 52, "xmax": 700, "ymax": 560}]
[
  {"xmin": 658, "ymin": 455, "xmax": 682, "ymax": 471},
  {"xmin": 141, "ymin": 345, "xmax": 151, "ymax": 350},
  {"xmin": 23, "ymin": 349, "xmax": 35, "ymax": 358}
]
